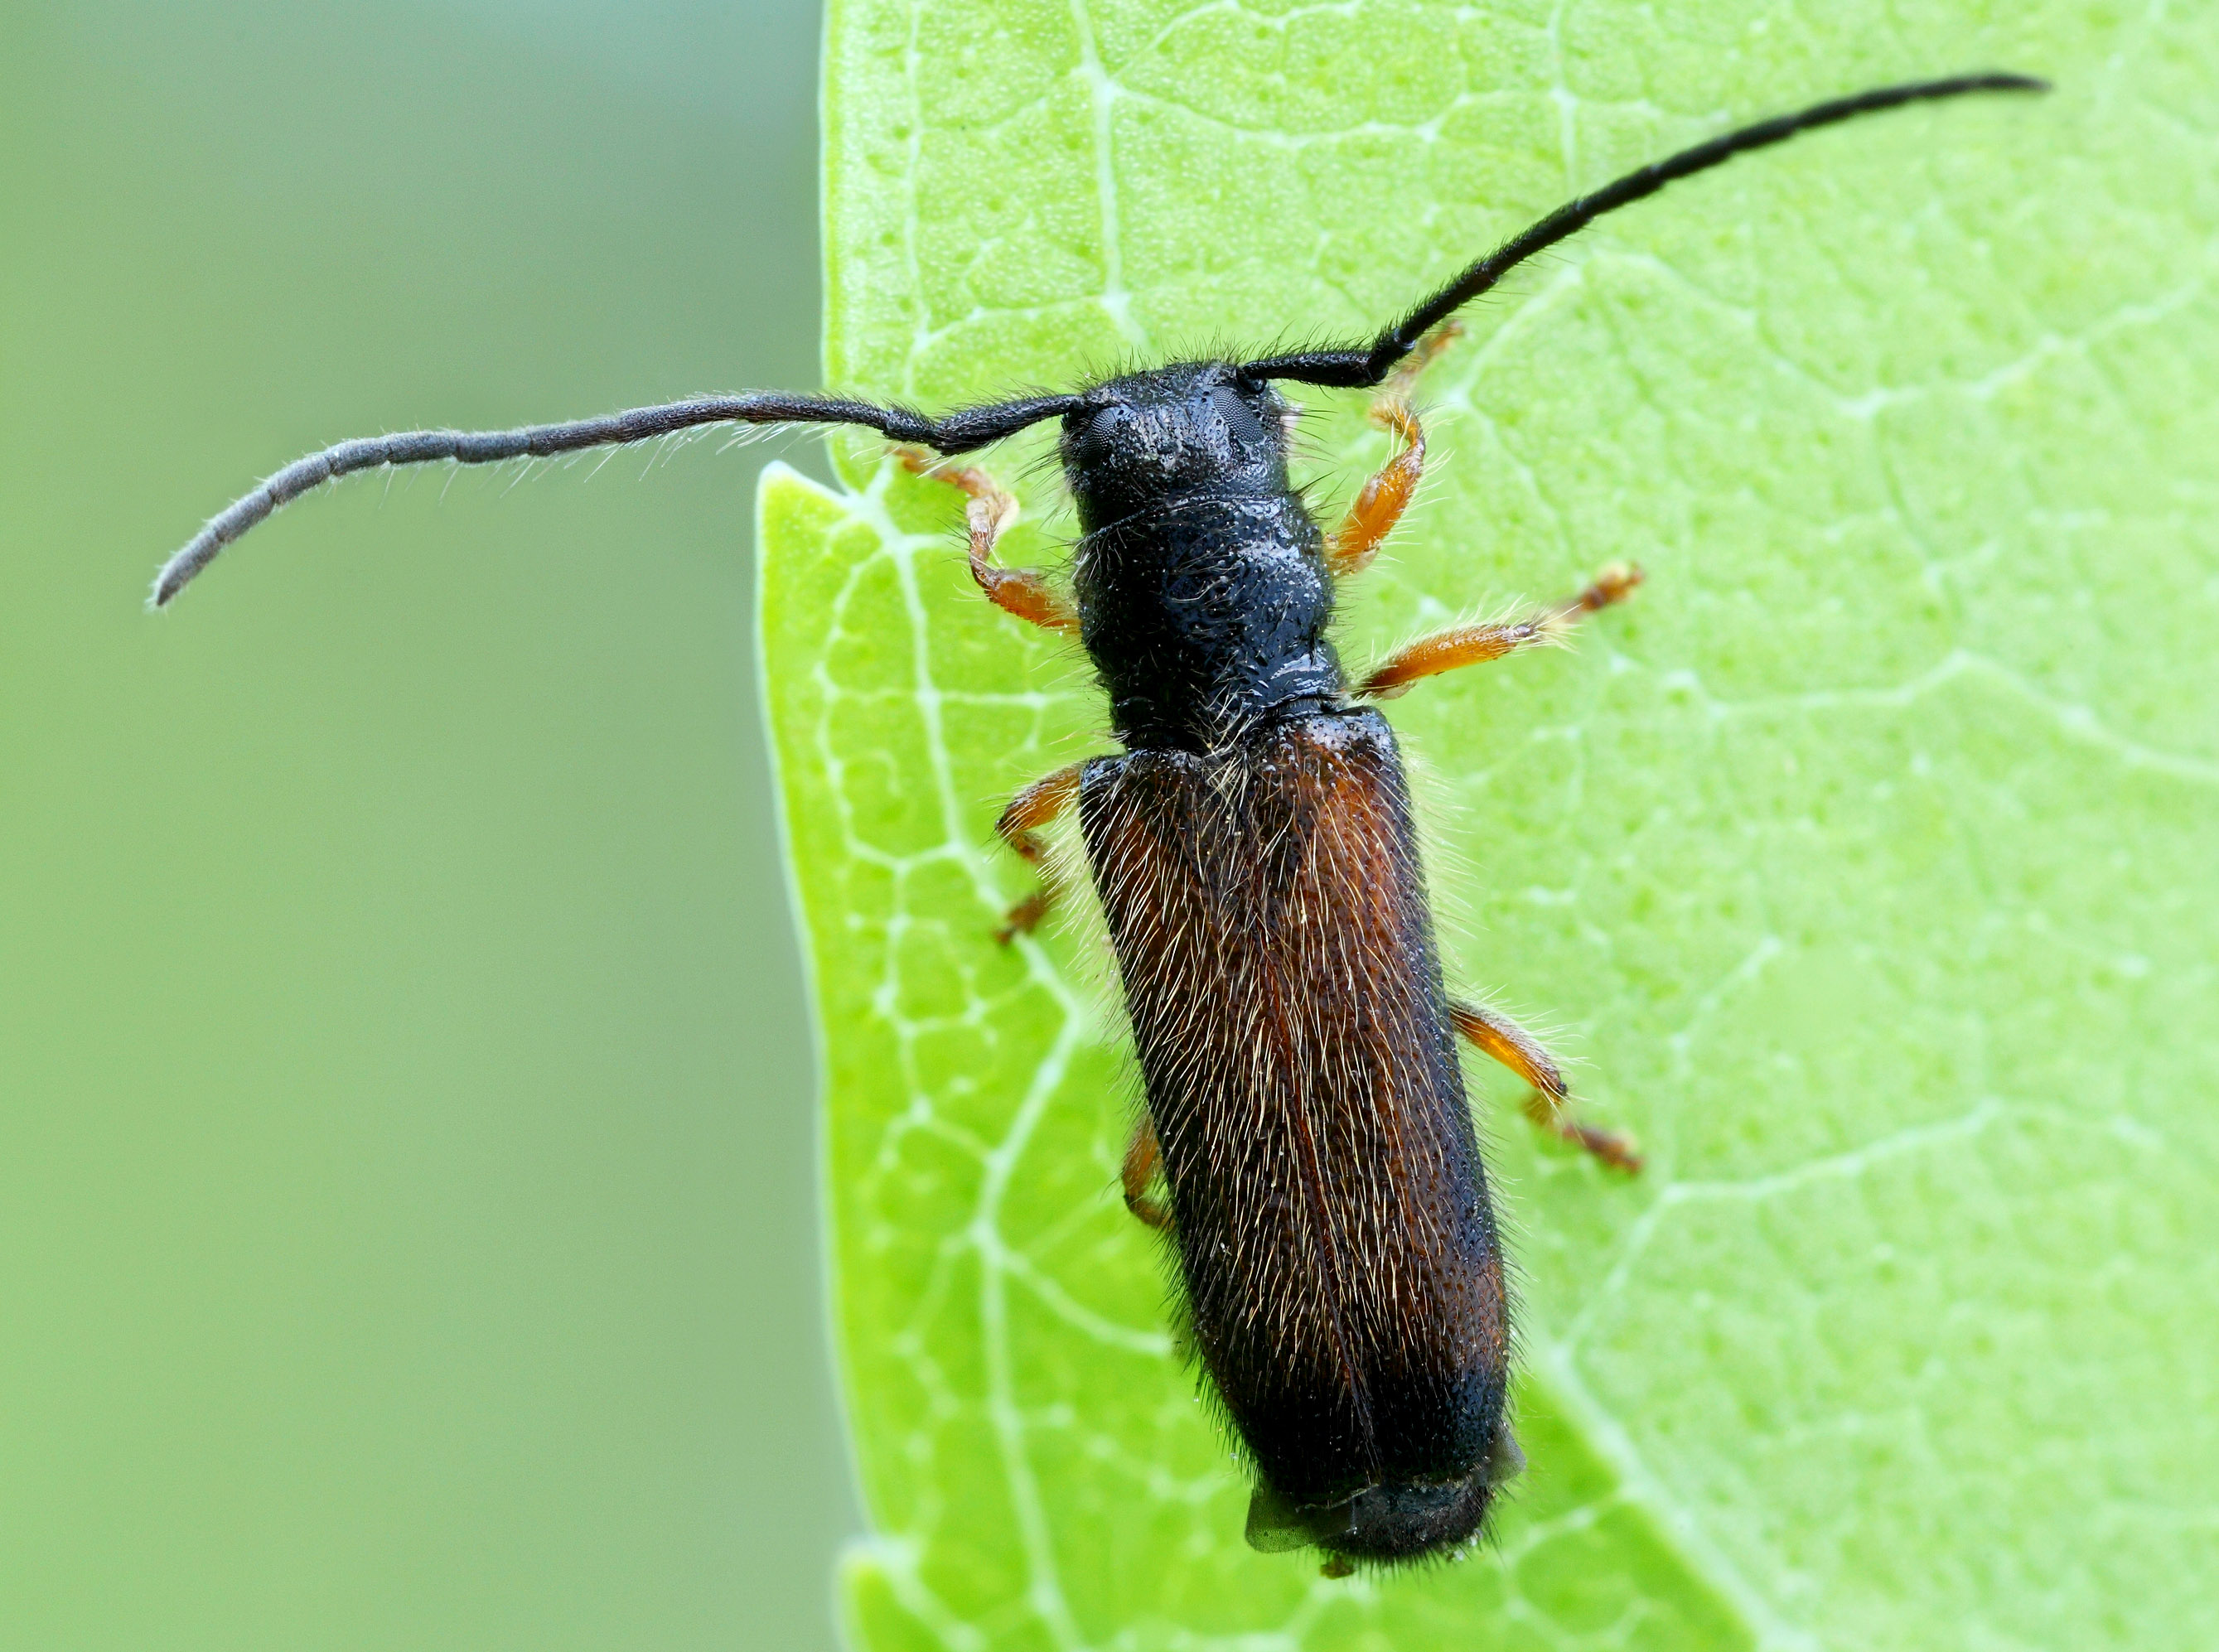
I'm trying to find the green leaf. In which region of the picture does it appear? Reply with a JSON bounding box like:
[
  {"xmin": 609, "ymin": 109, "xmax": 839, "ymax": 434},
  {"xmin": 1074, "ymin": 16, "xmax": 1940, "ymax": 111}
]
[{"xmin": 760, "ymin": 3, "xmax": 2219, "ymax": 1647}]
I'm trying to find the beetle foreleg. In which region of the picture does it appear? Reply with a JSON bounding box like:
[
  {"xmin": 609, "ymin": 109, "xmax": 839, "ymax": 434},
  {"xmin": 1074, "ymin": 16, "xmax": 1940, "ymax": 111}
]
[
  {"xmin": 1328, "ymin": 400, "xmax": 1425, "ymax": 578},
  {"xmin": 894, "ymin": 447, "xmax": 1078, "ymax": 633},
  {"xmin": 1327, "ymin": 323, "xmax": 1463, "ymax": 578}
]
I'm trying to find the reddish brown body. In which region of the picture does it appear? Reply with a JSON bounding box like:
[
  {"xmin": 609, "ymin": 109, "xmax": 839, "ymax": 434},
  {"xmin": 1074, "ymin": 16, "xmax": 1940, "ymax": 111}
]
[
  {"xmin": 1081, "ymin": 708, "xmax": 1510, "ymax": 1552},
  {"xmin": 972, "ymin": 359, "xmax": 1632, "ymax": 1567}
]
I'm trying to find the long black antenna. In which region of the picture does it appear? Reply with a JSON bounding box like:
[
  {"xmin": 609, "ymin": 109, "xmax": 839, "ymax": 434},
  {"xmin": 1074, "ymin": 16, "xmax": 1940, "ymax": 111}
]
[
  {"xmin": 151, "ymin": 389, "xmax": 1082, "ymax": 607},
  {"xmin": 1243, "ymin": 72, "xmax": 2047, "ymax": 390}
]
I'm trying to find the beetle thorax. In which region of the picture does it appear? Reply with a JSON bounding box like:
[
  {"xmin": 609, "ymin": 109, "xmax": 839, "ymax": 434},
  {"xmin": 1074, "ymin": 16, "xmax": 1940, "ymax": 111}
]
[{"xmin": 1061, "ymin": 362, "xmax": 1342, "ymax": 749}]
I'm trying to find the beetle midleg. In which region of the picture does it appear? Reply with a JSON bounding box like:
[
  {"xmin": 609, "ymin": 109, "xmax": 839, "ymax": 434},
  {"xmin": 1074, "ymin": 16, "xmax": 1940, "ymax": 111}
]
[
  {"xmin": 1357, "ymin": 562, "xmax": 1645, "ymax": 698},
  {"xmin": 1119, "ymin": 1116, "xmax": 1171, "ymax": 1230},
  {"xmin": 1327, "ymin": 321, "xmax": 1463, "ymax": 578},
  {"xmin": 894, "ymin": 447, "xmax": 1078, "ymax": 633},
  {"xmin": 1449, "ymin": 999, "xmax": 1642, "ymax": 1174},
  {"xmin": 991, "ymin": 761, "xmax": 1084, "ymax": 943}
]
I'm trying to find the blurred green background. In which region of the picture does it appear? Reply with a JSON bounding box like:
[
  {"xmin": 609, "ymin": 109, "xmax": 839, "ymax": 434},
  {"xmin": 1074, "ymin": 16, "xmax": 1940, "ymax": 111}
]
[{"xmin": 1, "ymin": 2, "xmax": 853, "ymax": 1648}]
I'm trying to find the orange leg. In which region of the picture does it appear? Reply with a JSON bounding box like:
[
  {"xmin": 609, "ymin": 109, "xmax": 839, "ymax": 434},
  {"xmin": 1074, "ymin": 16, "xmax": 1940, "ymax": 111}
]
[
  {"xmin": 1327, "ymin": 400, "xmax": 1425, "ymax": 578},
  {"xmin": 991, "ymin": 762, "xmax": 1083, "ymax": 943},
  {"xmin": 1327, "ymin": 321, "xmax": 1464, "ymax": 578},
  {"xmin": 895, "ymin": 447, "xmax": 1078, "ymax": 634},
  {"xmin": 1449, "ymin": 999, "xmax": 1641, "ymax": 1174},
  {"xmin": 1119, "ymin": 1117, "xmax": 1171, "ymax": 1230},
  {"xmin": 1359, "ymin": 563, "xmax": 1644, "ymax": 699}
]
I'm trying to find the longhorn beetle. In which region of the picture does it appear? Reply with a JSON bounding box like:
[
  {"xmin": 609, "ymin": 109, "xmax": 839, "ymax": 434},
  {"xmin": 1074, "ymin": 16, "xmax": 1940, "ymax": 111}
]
[{"xmin": 155, "ymin": 73, "xmax": 2046, "ymax": 1571}]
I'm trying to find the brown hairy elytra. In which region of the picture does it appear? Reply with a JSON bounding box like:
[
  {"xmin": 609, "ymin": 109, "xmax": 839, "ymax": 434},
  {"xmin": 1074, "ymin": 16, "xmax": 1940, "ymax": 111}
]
[
  {"xmin": 1085, "ymin": 717, "xmax": 1515, "ymax": 1559},
  {"xmin": 153, "ymin": 74, "xmax": 2045, "ymax": 1569}
]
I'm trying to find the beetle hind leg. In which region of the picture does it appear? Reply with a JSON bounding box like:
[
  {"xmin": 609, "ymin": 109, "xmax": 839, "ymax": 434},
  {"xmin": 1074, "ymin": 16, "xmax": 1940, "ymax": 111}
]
[
  {"xmin": 1448, "ymin": 999, "xmax": 1642, "ymax": 1174},
  {"xmin": 1521, "ymin": 1089, "xmax": 1645, "ymax": 1175}
]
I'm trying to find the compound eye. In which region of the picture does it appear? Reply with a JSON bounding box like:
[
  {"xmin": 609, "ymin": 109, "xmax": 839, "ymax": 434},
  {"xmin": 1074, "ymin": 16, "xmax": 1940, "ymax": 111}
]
[
  {"xmin": 1209, "ymin": 384, "xmax": 1269, "ymax": 452},
  {"xmin": 1076, "ymin": 402, "xmax": 1127, "ymax": 460}
]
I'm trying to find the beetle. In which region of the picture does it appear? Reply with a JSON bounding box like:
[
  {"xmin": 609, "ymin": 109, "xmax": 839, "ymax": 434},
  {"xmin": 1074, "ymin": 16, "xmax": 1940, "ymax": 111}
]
[{"xmin": 155, "ymin": 72, "xmax": 2044, "ymax": 1570}]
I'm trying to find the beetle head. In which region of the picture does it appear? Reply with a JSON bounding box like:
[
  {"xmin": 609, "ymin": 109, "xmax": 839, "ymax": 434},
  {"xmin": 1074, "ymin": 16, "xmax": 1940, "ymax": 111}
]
[{"xmin": 1061, "ymin": 361, "xmax": 1293, "ymax": 530}]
